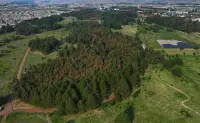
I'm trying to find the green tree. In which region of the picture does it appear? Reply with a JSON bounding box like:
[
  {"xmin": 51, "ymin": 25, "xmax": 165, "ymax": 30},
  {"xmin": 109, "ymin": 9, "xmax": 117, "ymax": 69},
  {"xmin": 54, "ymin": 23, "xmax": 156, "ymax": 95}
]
[
  {"xmin": 77, "ymin": 100, "xmax": 86, "ymax": 112},
  {"xmin": 86, "ymin": 94, "xmax": 100, "ymax": 109},
  {"xmin": 57, "ymin": 102, "xmax": 65, "ymax": 115},
  {"xmin": 172, "ymin": 66, "xmax": 183, "ymax": 77},
  {"xmin": 65, "ymin": 97, "xmax": 78, "ymax": 114},
  {"xmin": 113, "ymin": 106, "xmax": 134, "ymax": 123},
  {"xmin": 116, "ymin": 78, "xmax": 131, "ymax": 98}
]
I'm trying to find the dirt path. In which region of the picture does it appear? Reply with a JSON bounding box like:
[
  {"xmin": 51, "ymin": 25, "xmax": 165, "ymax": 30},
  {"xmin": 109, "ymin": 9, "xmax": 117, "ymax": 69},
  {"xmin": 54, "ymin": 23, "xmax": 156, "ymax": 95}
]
[
  {"xmin": 17, "ymin": 48, "xmax": 31, "ymax": 80},
  {"xmin": 166, "ymin": 84, "xmax": 200, "ymax": 116},
  {"xmin": 0, "ymin": 48, "xmax": 56, "ymax": 123}
]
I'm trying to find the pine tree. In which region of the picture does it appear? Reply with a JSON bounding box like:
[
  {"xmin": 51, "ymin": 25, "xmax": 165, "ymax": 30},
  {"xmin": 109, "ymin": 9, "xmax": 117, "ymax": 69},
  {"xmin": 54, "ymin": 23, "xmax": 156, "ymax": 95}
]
[
  {"xmin": 77, "ymin": 100, "xmax": 86, "ymax": 112},
  {"xmin": 71, "ymin": 89, "xmax": 80, "ymax": 103},
  {"xmin": 86, "ymin": 94, "xmax": 100, "ymax": 109},
  {"xmin": 55, "ymin": 91, "xmax": 62, "ymax": 105},
  {"xmin": 116, "ymin": 78, "xmax": 130, "ymax": 98},
  {"xmin": 57, "ymin": 102, "xmax": 65, "ymax": 115},
  {"xmin": 65, "ymin": 97, "xmax": 78, "ymax": 114}
]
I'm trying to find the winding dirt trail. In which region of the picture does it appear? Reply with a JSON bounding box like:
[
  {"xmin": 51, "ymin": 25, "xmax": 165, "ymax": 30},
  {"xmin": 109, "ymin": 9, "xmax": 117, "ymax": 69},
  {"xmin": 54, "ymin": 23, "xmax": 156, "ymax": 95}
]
[
  {"xmin": 165, "ymin": 84, "xmax": 200, "ymax": 116},
  {"xmin": 17, "ymin": 48, "xmax": 31, "ymax": 80}
]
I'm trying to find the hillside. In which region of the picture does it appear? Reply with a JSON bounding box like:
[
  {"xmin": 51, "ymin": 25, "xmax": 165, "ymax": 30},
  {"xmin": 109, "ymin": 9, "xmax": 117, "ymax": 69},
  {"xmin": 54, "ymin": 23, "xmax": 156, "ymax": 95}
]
[{"xmin": 13, "ymin": 21, "xmax": 152, "ymax": 117}]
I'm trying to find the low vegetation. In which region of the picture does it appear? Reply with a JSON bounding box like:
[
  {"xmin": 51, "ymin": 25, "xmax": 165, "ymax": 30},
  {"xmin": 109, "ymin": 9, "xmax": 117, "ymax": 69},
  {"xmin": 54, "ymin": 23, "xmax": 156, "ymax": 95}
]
[{"xmin": 5, "ymin": 113, "xmax": 46, "ymax": 123}]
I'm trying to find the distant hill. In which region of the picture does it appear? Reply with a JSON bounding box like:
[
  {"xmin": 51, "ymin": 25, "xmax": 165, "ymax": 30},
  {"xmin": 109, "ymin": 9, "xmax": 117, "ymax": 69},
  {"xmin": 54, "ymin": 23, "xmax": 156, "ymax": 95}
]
[
  {"xmin": 9, "ymin": 0, "xmax": 35, "ymax": 4},
  {"xmin": 0, "ymin": 0, "xmax": 197, "ymax": 5}
]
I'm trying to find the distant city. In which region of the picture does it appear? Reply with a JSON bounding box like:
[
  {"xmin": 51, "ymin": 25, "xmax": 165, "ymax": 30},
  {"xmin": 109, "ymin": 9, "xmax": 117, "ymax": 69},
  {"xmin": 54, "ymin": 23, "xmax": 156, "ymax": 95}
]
[{"xmin": 0, "ymin": 2, "xmax": 200, "ymax": 28}]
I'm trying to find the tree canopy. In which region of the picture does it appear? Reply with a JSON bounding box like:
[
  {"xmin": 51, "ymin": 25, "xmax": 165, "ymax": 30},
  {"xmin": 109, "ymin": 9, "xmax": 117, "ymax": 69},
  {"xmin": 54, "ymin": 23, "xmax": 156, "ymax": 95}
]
[
  {"xmin": 13, "ymin": 21, "xmax": 151, "ymax": 115},
  {"xmin": 146, "ymin": 16, "xmax": 200, "ymax": 33}
]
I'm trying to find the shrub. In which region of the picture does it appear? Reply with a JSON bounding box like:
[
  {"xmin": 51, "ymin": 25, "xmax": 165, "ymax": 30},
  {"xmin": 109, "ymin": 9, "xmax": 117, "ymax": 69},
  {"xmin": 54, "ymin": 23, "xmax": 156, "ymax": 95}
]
[
  {"xmin": 113, "ymin": 106, "xmax": 134, "ymax": 123},
  {"xmin": 166, "ymin": 27, "xmax": 174, "ymax": 32},
  {"xmin": 172, "ymin": 66, "xmax": 183, "ymax": 77},
  {"xmin": 163, "ymin": 57, "xmax": 183, "ymax": 69}
]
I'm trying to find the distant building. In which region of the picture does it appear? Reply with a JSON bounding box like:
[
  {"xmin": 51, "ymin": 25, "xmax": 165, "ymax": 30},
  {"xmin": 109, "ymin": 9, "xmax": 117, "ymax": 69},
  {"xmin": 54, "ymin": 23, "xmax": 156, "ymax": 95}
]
[
  {"xmin": 192, "ymin": 18, "xmax": 200, "ymax": 22},
  {"xmin": 138, "ymin": 14, "xmax": 152, "ymax": 18}
]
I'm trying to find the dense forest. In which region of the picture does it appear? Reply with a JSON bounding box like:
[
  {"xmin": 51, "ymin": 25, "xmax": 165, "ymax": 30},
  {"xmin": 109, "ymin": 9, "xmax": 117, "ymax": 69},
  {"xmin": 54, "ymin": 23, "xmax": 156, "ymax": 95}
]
[
  {"xmin": 64, "ymin": 8, "xmax": 137, "ymax": 29},
  {"xmin": 15, "ymin": 15, "xmax": 63, "ymax": 35},
  {"xmin": 28, "ymin": 36, "xmax": 61, "ymax": 54},
  {"xmin": 65, "ymin": 9, "xmax": 103, "ymax": 20},
  {"xmin": 102, "ymin": 11, "xmax": 137, "ymax": 29},
  {"xmin": 146, "ymin": 15, "xmax": 200, "ymax": 33},
  {"xmin": 0, "ymin": 24, "xmax": 15, "ymax": 34},
  {"xmin": 13, "ymin": 22, "xmax": 153, "ymax": 115},
  {"xmin": 15, "ymin": 22, "xmax": 39, "ymax": 36},
  {"xmin": 25, "ymin": 15, "xmax": 63, "ymax": 30}
]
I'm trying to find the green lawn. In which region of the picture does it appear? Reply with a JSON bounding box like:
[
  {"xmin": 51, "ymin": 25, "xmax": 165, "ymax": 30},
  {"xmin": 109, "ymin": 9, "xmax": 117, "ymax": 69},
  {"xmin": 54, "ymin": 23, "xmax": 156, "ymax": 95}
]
[{"xmin": 5, "ymin": 113, "xmax": 46, "ymax": 123}]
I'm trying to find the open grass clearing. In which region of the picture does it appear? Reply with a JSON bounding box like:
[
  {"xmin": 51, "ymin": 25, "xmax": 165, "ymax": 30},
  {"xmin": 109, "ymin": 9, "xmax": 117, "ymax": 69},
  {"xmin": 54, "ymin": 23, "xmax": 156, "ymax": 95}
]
[
  {"xmin": 134, "ymin": 62, "xmax": 200, "ymax": 123},
  {"xmin": 5, "ymin": 113, "xmax": 46, "ymax": 123},
  {"xmin": 65, "ymin": 102, "xmax": 133, "ymax": 123},
  {"xmin": 0, "ymin": 32, "xmax": 16, "ymax": 41},
  {"xmin": 23, "ymin": 42, "xmax": 74, "ymax": 71},
  {"xmin": 155, "ymin": 48, "xmax": 199, "ymax": 56},
  {"xmin": 112, "ymin": 25, "xmax": 137, "ymax": 37},
  {"xmin": 57, "ymin": 16, "xmax": 77, "ymax": 25},
  {"xmin": 23, "ymin": 51, "xmax": 58, "ymax": 71},
  {"xmin": 0, "ymin": 61, "xmax": 10, "ymax": 78},
  {"xmin": 58, "ymin": 16, "xmax": 101, "ymax": 26},
  {"xmin": 140, "ymin": 29, "xmax": 200, "ymax": 48}
]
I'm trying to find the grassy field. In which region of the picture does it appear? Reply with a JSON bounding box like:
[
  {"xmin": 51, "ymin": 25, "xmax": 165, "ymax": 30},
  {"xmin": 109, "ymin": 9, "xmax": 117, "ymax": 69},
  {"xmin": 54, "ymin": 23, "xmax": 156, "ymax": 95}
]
[
  {"xmin": 5, "ymin": 113, "xmax": 46, "ymax": 123},
  {"xmin": 140, "ymin": 29, "xmax": 200, "ymax": 48},
  {"xmin": 64, "ymin": 99, "xmax": 134, "ymax": 123},
  {"xmin": 58, "ymin": 16, "xmax": 101, "ymax": 26},
  {"xmin": 112, "ymin": 25, "xmax": 137, "ymax": 37},
  {"xmin": 0, "ymin": 28, "xmax": 69, "ymax": 95},
  {"xmin": 57, "ymin": 16, "xmax": 77, "ymax": 25},
  {"xmin": 23, "ymin": 51, "xmax": 58, "ymax": 71},
  {"xmin": 134, "ymin": 53, "xmax": 200, "ymax": 123},
  {"xmin": 156, "ymin": 48, "xmax": 199, "ymax": 56}
]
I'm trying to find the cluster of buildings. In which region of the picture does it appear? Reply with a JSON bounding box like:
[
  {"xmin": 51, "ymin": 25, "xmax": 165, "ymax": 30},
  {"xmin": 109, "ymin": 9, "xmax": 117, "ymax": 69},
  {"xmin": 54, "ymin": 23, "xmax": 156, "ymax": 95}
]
[
  {"xmin": 134, "ymin": 3, "xmax": 200, "ymax": 20},
  {"xmin": 1, "ymin": 2, "xmax": 200, "ymax": 28},
  {"xmin": 0, "ymin": 10, "xmax": 65, "ymax": 28}
]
